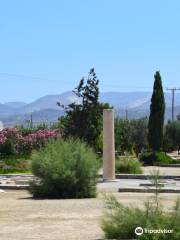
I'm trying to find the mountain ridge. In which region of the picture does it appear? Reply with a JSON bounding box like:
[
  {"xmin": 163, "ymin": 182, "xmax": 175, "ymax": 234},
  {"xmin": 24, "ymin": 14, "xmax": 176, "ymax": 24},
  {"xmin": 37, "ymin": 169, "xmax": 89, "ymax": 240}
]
[{"xmin": 0, "ymin": 91, "xmax": 180, "ymax": 126}]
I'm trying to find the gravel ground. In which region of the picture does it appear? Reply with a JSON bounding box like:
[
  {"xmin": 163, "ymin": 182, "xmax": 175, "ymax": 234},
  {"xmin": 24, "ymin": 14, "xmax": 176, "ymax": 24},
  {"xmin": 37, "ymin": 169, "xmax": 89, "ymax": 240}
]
[
  {"xmin": 0, "ymin": 190, "xmax": 179, "ymax": 240},
  {"xmin": 98, "ymin": 166, "xmax": 180, "ymax": 176},
  {"xmin": 142, "ymin": 166, "xmax": 180, "ymax": 176}
]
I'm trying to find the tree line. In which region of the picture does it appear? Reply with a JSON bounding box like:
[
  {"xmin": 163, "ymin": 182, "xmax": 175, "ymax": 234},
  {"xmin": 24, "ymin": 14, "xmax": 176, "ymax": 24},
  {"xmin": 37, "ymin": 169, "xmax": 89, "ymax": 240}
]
[{"xmin": 57, "ymin": 68, "xmax": 180, "ymax": 155}]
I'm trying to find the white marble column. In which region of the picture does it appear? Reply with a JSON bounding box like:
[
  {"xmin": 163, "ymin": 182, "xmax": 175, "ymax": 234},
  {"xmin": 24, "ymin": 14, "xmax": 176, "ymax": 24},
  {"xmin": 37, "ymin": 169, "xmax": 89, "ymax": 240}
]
[{"xmin": 103, "ymin": 109, "xmax": 115, "ymax": 180}]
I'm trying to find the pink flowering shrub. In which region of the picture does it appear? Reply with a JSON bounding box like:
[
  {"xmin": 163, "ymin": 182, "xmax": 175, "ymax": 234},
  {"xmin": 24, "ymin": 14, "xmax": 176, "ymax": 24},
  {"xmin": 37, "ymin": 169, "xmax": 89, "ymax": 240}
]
[
  {"xmin": 0, "ymin": 128, "xmax": 21, "ymax": 143},
  {"xmin": 0, "ymin": 128, "xmax": 22, "ymax": 155},
  {"xmin": 0, "ymin": 128, "xmax": 61, "ymax": 156},
  {"xmin": 18, "ymin": 129, "xmax": 60, "ymax": 155},
  {"xmin": 0, "ymin": 132, "xmax": 6, "ymax": 144}
]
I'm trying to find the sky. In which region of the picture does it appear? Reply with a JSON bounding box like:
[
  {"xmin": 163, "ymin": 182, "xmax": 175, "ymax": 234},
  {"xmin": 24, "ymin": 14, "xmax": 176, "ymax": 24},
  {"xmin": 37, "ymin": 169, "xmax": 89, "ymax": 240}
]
[{"xmin": 0, "ymin": 0, "xmax": 180, "ymax": 103}]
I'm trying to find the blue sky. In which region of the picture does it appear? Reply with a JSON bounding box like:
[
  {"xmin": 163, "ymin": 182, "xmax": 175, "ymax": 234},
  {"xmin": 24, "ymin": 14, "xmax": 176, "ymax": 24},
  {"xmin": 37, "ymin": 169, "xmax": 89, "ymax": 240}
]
[{"xmin": 0, "ymin": 0, "xmax": 180, "ymax": 103}]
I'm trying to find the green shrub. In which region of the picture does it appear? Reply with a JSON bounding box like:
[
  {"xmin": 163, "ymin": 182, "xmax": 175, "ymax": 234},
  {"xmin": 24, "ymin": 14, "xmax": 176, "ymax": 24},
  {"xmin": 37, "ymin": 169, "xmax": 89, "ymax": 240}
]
[
  {"xmin": 102, "ymin": 171, "xmax": 180, "ymax": 240},
  {"xmin": 0, "ymin": 168, "xmax": 31, "ymax": 174},
  {"xmin": 30, "ymin": 139, "xmax": 100, "ymax": 198},
  {"xmin": 0, "ymin": 141, "xmax": 16, "ymax": 156},
  {"xmin": 163, "ymin": 120, "xmax": 180, "ymax": 152},
  {"xmin": 0, "ymin": 155, "xmax": 31, "ymax": 173},
  {"xmin": 102, "ymin": 195, "xmax": 180, "ymax": 240},
  {"xmin": 116, "ymin": 156, "xmax": 143, "ymax": 174},
  {"xmin": 139, "ymin": 152, "xmax": 172, "ymax": 165},
  {"xmin": 0, "ymin": 154, "xmax": 30, "ymax": 163}
]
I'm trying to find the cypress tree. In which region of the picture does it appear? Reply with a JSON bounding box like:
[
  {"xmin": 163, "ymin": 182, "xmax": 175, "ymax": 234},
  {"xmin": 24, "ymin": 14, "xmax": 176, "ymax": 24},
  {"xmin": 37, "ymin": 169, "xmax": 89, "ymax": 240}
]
[{"xmin": 148, "ymin": 71, "xmax": 165, "ymax": 151}]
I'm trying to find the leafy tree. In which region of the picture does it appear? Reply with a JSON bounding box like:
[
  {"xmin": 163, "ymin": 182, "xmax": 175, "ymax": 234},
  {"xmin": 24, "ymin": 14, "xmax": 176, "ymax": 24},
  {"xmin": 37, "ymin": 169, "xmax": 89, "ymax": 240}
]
[
  {"xmin": 177, "ymin": 113, "xmax": 180, "ymax": 121},
  {"xmin": 115, "ymin": 118, "xmax": 131, "ymax": 154},
  {"xmin": 115, "ymin": 118, "xmax": 148, "ymax": 155},
  {"xmin": 148, "ymin": 71, "xmax": 165, "ymax": 151},
  {"xmin": 163, "ymin": 121, "xmax": 180, "ymax": 152},
  {"xmin": 129, "ymin": 118, "xmax": 148, "ymax": 155},
  {"xmin": 58, "ymin": 68, "xmax": 109, "ymax": 150}
]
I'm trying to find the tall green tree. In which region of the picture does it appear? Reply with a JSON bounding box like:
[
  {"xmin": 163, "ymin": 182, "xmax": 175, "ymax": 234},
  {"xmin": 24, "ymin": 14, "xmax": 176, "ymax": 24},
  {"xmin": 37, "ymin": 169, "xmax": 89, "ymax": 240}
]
[
  {"xmin": 58, "ymin": 68, "xmax": 109, "ymax": 150},
  {"xmin": 148, "ymin": 71, "xmax": 165, "ymax": 151}
]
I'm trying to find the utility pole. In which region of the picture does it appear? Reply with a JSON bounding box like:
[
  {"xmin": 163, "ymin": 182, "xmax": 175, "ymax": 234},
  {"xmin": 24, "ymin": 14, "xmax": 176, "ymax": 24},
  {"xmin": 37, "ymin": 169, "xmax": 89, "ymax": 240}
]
[
  {"xmin": 125, "ymin": 108, "xmax": 128, "ymax": 120},
  {"xmin": 166, "ymin": 88, "xmax": 180, "ymax": 121},
  {"xmin": 30, "ymin": 113, "xmax": 33, "ymax": 129}
]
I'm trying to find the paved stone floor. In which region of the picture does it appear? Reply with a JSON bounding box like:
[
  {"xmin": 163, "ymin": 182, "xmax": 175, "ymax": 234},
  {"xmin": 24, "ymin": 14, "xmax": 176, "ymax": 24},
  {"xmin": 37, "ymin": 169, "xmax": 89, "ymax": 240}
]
[
  {"xmin": 98, "ymin": 178, "xmax": 180, "ymax": 192},
  {"xmin": 0, "ymin": 166, "xmax": 179, "ymax": 187},
  {"xmin": 0, "ymin": 190, "xmax": 180, "ymax": 240}
]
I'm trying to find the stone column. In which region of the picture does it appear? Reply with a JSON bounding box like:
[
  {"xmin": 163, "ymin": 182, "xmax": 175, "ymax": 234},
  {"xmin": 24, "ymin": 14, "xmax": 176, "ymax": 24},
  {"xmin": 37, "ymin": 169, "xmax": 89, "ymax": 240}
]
[{"xmin": 103, "ymin": 109, "xmax": 115, "ymax": 180}]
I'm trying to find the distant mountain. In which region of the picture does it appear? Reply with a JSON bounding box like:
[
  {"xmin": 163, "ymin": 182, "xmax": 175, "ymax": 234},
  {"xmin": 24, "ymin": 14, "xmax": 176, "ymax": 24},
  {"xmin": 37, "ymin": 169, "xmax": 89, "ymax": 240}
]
[
  {"xmin": 17, "ymin": 91, "xmax": 80, "ymax": 114},
  {"xmin": 0, "ymin": 103, "xmax": 15, "ymax": 117},
  {"xmin": 1, "ymin": 91, "xmax": 180, "ymax": 127},
  {"xmin": 4, "ymin": 102, "xmax": 27, "ymax": 109},
  {"xmin": 1, "ymin": 109, "xmax": 64, "ymax": 127},
  {"xmin": 100, "ymin": 92, "xmax": 180, "ymax": 109},
  {"xmin": 115, "ymin": 105, "xmax": 180, "ymax": 121},
  {"xmin": 100, "ymin": 92, "xmax": 152, "ymax": 109}
]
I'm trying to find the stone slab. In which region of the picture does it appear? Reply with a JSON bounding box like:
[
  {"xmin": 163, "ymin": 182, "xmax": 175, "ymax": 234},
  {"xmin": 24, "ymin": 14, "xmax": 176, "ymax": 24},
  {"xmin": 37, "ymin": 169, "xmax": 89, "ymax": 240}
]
[{"xmin": 118, "ymin": 188, "xmax": 180, "ymax": 193}]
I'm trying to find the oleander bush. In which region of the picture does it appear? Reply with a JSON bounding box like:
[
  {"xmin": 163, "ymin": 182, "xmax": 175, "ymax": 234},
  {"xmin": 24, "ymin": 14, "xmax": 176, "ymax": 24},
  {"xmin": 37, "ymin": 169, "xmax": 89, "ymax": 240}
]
[
  {"xmin": 17, "ymin": 123, "xmax": 49, "ymax": 136},
  {"xmin": 0, "ymin": 128, "xmax": 21, "ymax": 155},
  {"xmin": 0, "ymin": 128, "xmax": 60, "ymax": 156},
  {"xmin": 116, "ymin": 156, "xmax": 143, "ymax": 174},
  {"xmin": 17, "ymin": 129, "xmax": 60, "ymax": 155},
  {"xmin": 30, "ymin": 139, "xmax": 100, "ymax": 198},
  {"xmin": 139, "ymin": 152, "xmax": 173, "ymax": 166}
]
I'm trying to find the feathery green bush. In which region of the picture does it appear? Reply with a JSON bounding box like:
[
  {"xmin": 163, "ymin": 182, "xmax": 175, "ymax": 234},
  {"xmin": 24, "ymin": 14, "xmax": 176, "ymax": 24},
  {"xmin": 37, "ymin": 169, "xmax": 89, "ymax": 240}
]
[
  {"xmin": 102, "ymin": 172, "xmax": 180, "ymax": 239},
  {"xmin": 116, "ymin": 156, "xmax": 143, "ymax": 174},
  {"xmin": 30, "ymin": 139, "xmax": 100, "ymax": 198}
]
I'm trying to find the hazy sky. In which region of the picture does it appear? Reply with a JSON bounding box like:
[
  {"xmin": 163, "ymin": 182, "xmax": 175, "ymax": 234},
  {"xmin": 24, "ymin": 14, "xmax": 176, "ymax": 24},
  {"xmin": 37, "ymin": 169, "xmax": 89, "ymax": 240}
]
[{"xmin": 0, "ymin": 0, "xmax": 180, "ymax": 103}]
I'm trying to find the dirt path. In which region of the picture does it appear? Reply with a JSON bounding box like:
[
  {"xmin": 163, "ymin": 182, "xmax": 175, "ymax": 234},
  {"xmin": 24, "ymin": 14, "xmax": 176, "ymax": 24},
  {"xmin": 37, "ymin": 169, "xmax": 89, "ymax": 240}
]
[{"xmin": 0, "ymin": 191, "xmax": 179, "ymax": 240}]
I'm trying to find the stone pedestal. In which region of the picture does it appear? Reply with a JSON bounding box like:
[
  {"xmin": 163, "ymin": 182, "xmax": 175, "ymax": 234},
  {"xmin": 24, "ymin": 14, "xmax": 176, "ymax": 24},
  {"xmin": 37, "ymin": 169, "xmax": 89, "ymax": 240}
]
[{"xmin": 103, "ymin": 109, "xmax": 115, "ymax": 180}]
